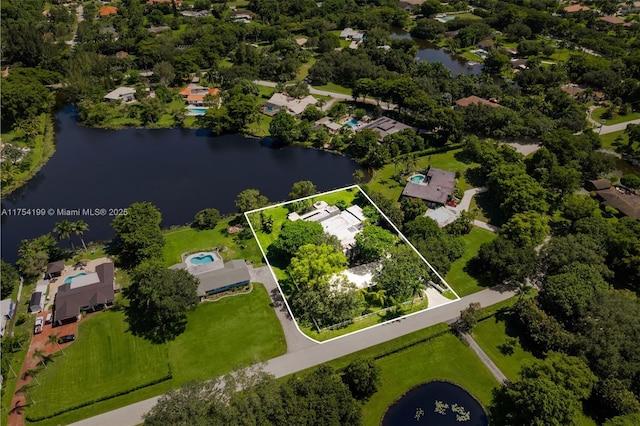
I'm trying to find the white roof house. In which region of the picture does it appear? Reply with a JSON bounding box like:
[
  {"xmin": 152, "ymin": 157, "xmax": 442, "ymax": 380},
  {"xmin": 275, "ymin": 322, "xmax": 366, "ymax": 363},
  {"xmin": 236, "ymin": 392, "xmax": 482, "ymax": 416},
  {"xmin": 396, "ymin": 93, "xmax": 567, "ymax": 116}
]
[
  {"xmin": 339, "ymin": 28, "xmax": 365, "ymax": 41},
  {"xmin": 288, "ymin": 201, "xmax": 365, "ymax": 249},
  {"xmin": 104, "ymin": 87, "xmax": 136, "ymax": 103},
  {"xmin": 263, "ymin": 93, "xmax": 318, "ymax": 116},
  {"xmin": 1, "ymin": 299, "xmax": 15, "ymax": 337}
]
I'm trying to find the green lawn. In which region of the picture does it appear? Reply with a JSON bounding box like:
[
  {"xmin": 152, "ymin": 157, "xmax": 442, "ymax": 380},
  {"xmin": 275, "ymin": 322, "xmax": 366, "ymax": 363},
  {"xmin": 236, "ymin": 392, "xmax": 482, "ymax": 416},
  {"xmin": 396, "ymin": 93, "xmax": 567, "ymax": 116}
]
[
  {"xmin": 445, "ymin": 227, "xmax": 497, "ymax": 297},
  {"xmin": 591, "ymin": 107, "xmax": 640, "ymax": 125},
  {"xmin": 26, "ymin": 310, "xmax": 171, "ymax": 420},
  {"xmin": 25, "ymin": 284, "xmax": 286, "ymax": 424},
  {"xmin": 162, "ymin": 217, "xmax": 265, "ymax": 267},
  {"xmin": 453, "ymin": 12, "xmax": 482, "ymax": 20},
  {"xmin": 368, "ymin": 148, "xmax": 476, "ymax": 202},
  {"xmin": 599, "ymin": 130, "xmax": 628, "ymax": 150},
  {"xmin": 311, "ymin": 82, "xmax": 353, "ymax": 96},
  {"xmin": 296, "ymin": 57, "xmax": 316, "ymax": 80}
]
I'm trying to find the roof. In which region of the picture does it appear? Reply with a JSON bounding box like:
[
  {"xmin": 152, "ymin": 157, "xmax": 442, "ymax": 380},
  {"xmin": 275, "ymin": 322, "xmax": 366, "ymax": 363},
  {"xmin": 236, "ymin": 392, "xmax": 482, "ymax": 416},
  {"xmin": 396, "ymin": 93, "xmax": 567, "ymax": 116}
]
[
  {"xmin": 115, "ymin": 51, "xmax": 129, "ymax": 59},
  {"xmin": 563, "ymin": 5, "xmax": 590, "ymax": 12},
  {"xmin": 560, "ymin": 84, "xmax": 586, "ymax": 97},
  {"xmin": 29, "ymin": 292, "xmax": 43, "ymax": 310},
  {"xmin": 196, "ymin": 260, "xmax": 250, "ymax": 296},
  {"xmin": 99, "ymin": 6, "xmax": 118, "ymax": 16},
  {"xmin": 265, "ymin": 93, "xmax": 318, "ymax": 115},
  {"xmin": 478, "ymin": 39, "xmax": 494, "ymax": 48},
  {"xmin": 46, "ymin": 260, "xmax": 65, "ymax": 274},
  {"xmin": 104, "ymin": 87, "xmax": 136, "ymax": 100},
  {"xmin": 455, "ymin": 95, "xmax": 501, "ymax": 108},
  {"xmin": 179, "ymin": 85, "xmax": 219, "ymax": 97},
  {"xmin": 187, "ymin": 94, "xmax": 205, "ymax": 102},
  {"xmin": 587, "ymin": 179, "xmax": 612, "ymax": 191},
  {"xmin": 340, "ymin": 28, "xmax": 365, "ymax": 40},
  {"xmin": 54, "ymin": 262, "xmax": 115, "ymax": 323},
  {"xmin": 599, "ymin": 16, "xmax": 626, "ymax": 25},
  {"xmin": 595, "ymin": 188, "xmax": 640, "ymax": 220},
  {"xmin": 359, "ymin": 117, "xmax": 411, "ymax": 139},
  {"xmin": 147, "ymin": 0, "xmax": 182, "ymax": 4},
  {"xmin": 1, "ymin": 299, "xmax": 15, "ymax": 318},
  {"xmin": 401, "ymin": 167, "xmax": 457, "ymax": 205}
]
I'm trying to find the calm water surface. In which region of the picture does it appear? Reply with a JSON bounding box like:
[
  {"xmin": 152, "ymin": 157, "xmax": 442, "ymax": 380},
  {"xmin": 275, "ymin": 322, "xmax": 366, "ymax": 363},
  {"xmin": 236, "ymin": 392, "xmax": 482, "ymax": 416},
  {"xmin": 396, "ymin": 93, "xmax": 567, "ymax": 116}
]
[
  {"xmin": 1, "ymin": 107, "xmax": 360, "ymax": 263},
  {"xmin": 390, "ymin": 28, "xmax": 482, "ymax": 76}
]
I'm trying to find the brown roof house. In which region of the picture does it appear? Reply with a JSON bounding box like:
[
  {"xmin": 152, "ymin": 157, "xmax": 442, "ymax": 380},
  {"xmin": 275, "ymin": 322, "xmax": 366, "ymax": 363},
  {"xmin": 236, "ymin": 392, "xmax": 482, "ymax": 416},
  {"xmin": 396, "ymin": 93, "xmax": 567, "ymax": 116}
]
[
  {"xmin": 46, "ymin": 260, "xmax": 65, "ymax": 279},
  {"xmin": 455, "ymin": 96, "xmax": 501, "ymax": 108},
  {"xmin": 54, "ymin": 262, "xmax": 115, "ymax": 325},
  {"xmin": 563, "ymin": 4, "xmax": 590, "ymax": 13},
  {"xmin": 402, "ymin": 167, "xmax": 457, "ymax": 207}
]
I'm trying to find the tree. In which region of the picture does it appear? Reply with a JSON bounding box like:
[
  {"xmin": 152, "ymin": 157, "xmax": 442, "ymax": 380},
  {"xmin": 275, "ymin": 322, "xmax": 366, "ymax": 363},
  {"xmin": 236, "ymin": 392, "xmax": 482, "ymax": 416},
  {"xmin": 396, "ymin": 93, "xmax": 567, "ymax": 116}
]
[
  {"xmin": 16, "ymin": 234, "xmax": 59, "ymax": 277},
  {"xmin": 288, "ymin": 180, "xmax": 317, "ymax": 200},
  {"xmin": 562, "ymin": 194, "xmax": 600, "ymax": 222},
  {"xmin": 483, "ymin": 49, "xmax": 510, "ymax": 74},
  {"xmin": 454, "ymin": 302, "xmax": 481, "ymax": 333},
  {"xmin": 54, "ymin": 220, "xmax": 75, "ymax": 249},
  {"xmin": 400, "ymin": 197, "xmax": 427, "ymax": 223},
  {"xmin": 31, "ymin": 348, "xmax": 50, "ymax": 369},
  {"xmin": 353, "ymin": 225, "xmax": 397, "ymax": 263},
  {"xmin": 235, "ymin": 189, "xmax": 269, "ymax": 213},
  {"xmin": 126, "ymin": 260, "xmax": 199, "ymax": 342},
  {"xmin": 73, "ymin": 220, "xmax": 90, "ymax": 251},
  {"xmin": 1, "ymin": 260, "xmax": 20, "ymax": 299},
  {"xmin": 500, "ymin": 211, "xmax": 549, "ymax": 248},
  {"xmin": 491, "ymin": 352, "xmax": 596, "ymax": 426},
  {"xmin": 473, "ymin": 237, "xmax": 537, "ymax": 286},
  {"xmin": 47, "ymin": 333, "xmax": 64, "ymax": 355},
  {"xmin": 153, "ymin": 61, "xmax": 175, "ymax": 86},
  {"xmin": 620, "ymin": 174, "xmax": 640, "ymax": 189},
  {"xmin": 373, "ymin": 245, "xmax": 430, "ymax": 302},
  {"xmin": 111, "ymin": 202, "xmax": 165, "ymax": 269},
  {"xmin": 341, "ymin": 359, "xmax": 381, "ymax": 400},
  {"xmin": 267, "ymin": 220, "xmax": 324, "ymax": 264},
  {"xmin": 592, "ymin": 378, "xmax": 640, "ymax": 421},
  {"xmin": 269, "ymin": 110, "xmax": 298, "ymax": 145},
  {"xmin": 287, "ymin": 244, "xmax": 348, "ymax": 288},
  {"xmin": 16, "ymin": 384, "xmax": 35, "ymax": 404},
  {"xmin": 22, "ymin": 368, "xmax": 40, "ymax": 386},
  {"xmin": 192, "ymin": 208, "xmax": 221, "ymax": 230}
]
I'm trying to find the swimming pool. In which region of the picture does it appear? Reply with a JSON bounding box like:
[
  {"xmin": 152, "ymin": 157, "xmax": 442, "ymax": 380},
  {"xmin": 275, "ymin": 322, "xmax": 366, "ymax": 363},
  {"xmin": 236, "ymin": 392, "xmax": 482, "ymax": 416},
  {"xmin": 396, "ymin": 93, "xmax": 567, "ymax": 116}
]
[
  {"xmin": 410, "ymin": 174, "xmax": 425, "ymax": 184},
  {"xmin": 346, "ymin": 118, "xmax": 359, "ymax": 127},
  {"xmin": 187, "ymin": 107, "xmax": 208, "ymax": 116},
  {"xmin": 189, "ymin": 254, "xmax": 215, "ymax": 265},
  {"xmin": 64, "ymin": 272, "xmax": 87, "ymax": 284}
]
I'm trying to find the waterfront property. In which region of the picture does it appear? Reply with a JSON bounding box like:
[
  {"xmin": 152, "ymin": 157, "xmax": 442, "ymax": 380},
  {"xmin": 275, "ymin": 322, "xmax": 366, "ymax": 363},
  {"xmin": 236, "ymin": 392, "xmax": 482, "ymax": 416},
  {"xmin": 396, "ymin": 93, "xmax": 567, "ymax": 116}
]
[
  {"xmin": 358, "ymin": 116, "xmax": 411, "ymax": 139},
  {"xmin": 53, "ymin": 262, "xmax": 115, "ymax": 325},
  {"xmin": 46, "ymin": 260, "xmax": 65, "ymax": 279},
  {"xmin": 103, "ymin": 87, "xmax": 136, "ymax": 104},
  {"xmin": 314, "ymin": 117, "xmax": 343, "ymax": 134},
  {"xmin": 0, "ymin": 298, "xmax": 15, "ymax": 337},
  {"xmin": 339, "ymin": 28, "xmax": 365, "ymax": 42},
  {"xmin": 401, "ymin": 167, "xmax": 457, "ymax": 208},
  {"xmin": 261, "ymin": 93, "xmax": 318, "ymax": 116},
  {"xmin": 172, "ymin": 252, "xmax": 252, "ymax": 297},
  {"xmin": 179, "ymin": 85, "xmax": 220, "ymax": 107}
]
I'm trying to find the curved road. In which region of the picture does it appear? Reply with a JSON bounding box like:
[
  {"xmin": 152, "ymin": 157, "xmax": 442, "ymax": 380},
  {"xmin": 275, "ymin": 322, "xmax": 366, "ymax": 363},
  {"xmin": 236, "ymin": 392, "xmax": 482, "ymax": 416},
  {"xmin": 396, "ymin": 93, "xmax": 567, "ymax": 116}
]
[{"xmin": 69, "ymin": 285, "xmax": 514, "ymax": 426}]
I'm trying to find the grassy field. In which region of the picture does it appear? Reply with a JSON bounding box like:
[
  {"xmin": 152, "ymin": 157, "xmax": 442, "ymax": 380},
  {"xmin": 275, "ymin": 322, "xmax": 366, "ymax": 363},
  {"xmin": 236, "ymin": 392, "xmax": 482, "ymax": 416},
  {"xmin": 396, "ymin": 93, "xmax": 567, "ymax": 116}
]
[
  {"xmin": 162, "ymin": 216, "xmax": 265, "ymax": 267},
  {"xmin": 368, "ymin": 148, "xmax": 476, "ymax": 202},
  {"xmin": 26, "ymin": 310, "xmax": 171, "ymax": 420},
  {"xmin": 296, "ymin": 57, "xmax": 316, "ymax": 80},
  {"xmin": 599, "ymin": 129, "xmax": 628, "ymax": 150},
  {"xmin": 311, "ymin": 82, "xmax": 353, "ymax": 96},
  {"xmin": 445, "ymin": 227, "xmax": 497, "ymax": 297},
  {"xmin": 25, "ymin": 284, "xmax": 286, "ymax": 424},
  {"xmin": 453, "ymin": 12, "xmax": 482, "ymax": 20},
  {"xmin": 591, "ymin": 107, "xmax": 640, "ymax": 125}
]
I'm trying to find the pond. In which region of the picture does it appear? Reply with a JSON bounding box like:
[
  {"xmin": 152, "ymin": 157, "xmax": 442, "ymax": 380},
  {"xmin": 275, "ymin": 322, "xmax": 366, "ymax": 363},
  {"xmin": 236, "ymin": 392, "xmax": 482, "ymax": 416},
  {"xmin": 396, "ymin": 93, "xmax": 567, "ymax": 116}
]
[
  {"xmin": 382, "ymin": 381, "xmax": 488, "ymax": 426},
  {"xmin": 0, "ymin": 106, "xmax": 361, "ymax": 263},
  {"xmin": 390, "ymin": 28, "xmax": 482, "ymax": 76}
]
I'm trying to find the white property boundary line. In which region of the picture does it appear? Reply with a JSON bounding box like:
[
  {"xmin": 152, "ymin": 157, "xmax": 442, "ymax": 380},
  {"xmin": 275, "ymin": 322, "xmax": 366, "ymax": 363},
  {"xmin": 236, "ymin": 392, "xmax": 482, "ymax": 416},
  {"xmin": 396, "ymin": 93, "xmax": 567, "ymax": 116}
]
[{"xmin": 245, "ymin": 184, "xmax": 461, "ymax": 345}]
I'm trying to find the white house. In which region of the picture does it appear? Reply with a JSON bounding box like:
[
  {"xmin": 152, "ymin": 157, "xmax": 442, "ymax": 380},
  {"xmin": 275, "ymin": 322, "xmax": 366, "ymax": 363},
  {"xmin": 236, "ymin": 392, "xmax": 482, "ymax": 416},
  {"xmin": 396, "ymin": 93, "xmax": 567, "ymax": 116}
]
[
  {"xmin": 104, "ymin": 87, "xmax": 136, "ymax": 103},
  {"xmin": 0, "ymin": 299, "xmax": 15, "ymax": 337},
  {"xmin": 339, "ymin": 28, "xmax": 365, "ymax": 42},
  {"xmin": 262, "ymin": 93, "xmax": 318, "ymax": 116}
]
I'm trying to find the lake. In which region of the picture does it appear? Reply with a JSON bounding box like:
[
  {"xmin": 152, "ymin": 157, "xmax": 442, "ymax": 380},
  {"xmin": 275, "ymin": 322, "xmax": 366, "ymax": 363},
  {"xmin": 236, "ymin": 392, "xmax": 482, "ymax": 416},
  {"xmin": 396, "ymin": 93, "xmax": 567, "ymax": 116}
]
[
  {"xmin": 0, "ymin": 107, "xmax": 361, "ymax": 263},
  {"xmin": 390, "ymin": 28, "xmax": 482, "ymax": 76}
]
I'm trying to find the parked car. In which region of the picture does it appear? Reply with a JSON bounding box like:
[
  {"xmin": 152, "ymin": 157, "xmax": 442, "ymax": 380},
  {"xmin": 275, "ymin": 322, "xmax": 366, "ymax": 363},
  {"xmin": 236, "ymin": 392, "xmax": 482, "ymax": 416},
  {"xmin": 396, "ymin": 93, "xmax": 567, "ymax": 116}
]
[
  {"xmin": 58, "ymin": 334, "xmax": 76, "ymax": 344},
  {"xmin": 45, "ymin": 313, "xmax": 53, "ymax": 324},
  {"xmin": 34, "ymin": 317, "xmax": 44, "ymax": 334}
]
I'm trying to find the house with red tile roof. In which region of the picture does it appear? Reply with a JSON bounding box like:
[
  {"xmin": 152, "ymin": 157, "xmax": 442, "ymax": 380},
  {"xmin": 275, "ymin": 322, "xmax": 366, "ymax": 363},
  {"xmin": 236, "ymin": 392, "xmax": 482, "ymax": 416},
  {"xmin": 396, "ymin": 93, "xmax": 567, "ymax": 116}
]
[
  {"xmin": 99, "ymin": 6, "xmax": 118, "ymax": 17},
  {"xmin": 455, "ymin": 96, "xmax": 501, "ymax": 108},
  {"xmin": 563, "ymin": 4, "xmax": 590, "ymax": 13}
]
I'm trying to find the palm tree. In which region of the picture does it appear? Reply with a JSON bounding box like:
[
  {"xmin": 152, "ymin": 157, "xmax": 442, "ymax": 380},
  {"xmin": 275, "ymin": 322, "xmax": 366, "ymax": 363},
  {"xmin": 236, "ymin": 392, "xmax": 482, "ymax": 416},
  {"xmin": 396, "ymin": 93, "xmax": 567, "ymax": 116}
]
[
  {"xmin": 54, "ymin": 220, "xmax": 74, "ymax": 249},
  {"xmin": 15, "ymin": 384, "xmax": 35, "ymax": 404},
  {"xmin": 353, "ymin": 169, "xmax": 365, "ymax": 183},
  {"xmin": 31, "ymin": 348, "xmax": 49, "ymax": 369},
  {"xmin": 22, "ymin": 368, "xmax": 40, "ymax": 385},
  {"xmin": 73, "ymin": 220, "xmax": 89, "ymax": 251},
  {"xmin": 47, "ymin": 333, "xmax": 64, "ymax": 355},
  {"xmin": 409, "ymin": 279, "xmax": 425, "ymax": 309}
]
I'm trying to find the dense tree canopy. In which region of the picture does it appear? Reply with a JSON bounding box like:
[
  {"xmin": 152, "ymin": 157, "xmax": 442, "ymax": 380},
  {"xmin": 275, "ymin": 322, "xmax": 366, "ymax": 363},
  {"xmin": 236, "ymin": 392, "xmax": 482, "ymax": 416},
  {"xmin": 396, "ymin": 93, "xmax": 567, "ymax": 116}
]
[{"xmin": 111, "ymin": 202, "xmax": 165, "ymax": 269}]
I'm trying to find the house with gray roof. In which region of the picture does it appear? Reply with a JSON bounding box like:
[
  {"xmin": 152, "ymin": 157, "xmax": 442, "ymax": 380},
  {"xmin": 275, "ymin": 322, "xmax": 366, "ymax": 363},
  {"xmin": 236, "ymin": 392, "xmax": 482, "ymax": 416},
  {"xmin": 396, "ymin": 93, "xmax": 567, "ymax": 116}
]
[
  {"xmin": 54, "ymin": 262, "xmax": 115, "ymax": 325},
  {"xmin": 401, "ymin": 167, "xmax": 457, "ymax": 207},
  {"xmin": 195, "ymin": 260, "xmax": 251, "ymax": 297},
  {"xmin": 104, "ymin": 87, "xmax": 136, "ymax": 103},
  {"xmin": 1, "ymin": 299, "xmax": 15, "ymax": 337},
  {"xmin": 358, "ymin": 117, "xmax": 411, "ymax": 139}
]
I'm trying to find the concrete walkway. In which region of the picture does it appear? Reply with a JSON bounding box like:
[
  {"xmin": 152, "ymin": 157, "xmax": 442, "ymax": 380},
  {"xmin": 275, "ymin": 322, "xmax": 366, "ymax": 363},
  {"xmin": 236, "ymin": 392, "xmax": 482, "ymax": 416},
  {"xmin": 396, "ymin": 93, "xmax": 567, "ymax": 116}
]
[
  {"xmin": 473, "ymin": 220, "xmax": 500, "ymax": 233},
  {"xmin": 586, "ymin": 106, "xmax": 640, "ymax": 135},
  {"xmin": 69, "ymin": 287, "xmax": 515, "ymax": 426},
  {"xmin": 455, "ymin": 187, "xmax": 486, "ymax": 213},
  {"xmin": 461, "ymin": 333, "xmax": 508, "ymax": 384}
]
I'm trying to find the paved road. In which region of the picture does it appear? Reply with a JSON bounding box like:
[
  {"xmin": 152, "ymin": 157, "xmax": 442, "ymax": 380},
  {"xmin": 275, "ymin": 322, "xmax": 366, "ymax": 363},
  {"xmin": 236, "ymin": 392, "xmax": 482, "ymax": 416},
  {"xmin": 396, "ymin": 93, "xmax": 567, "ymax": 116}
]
[
  {"xmin": 462, "ymin": 333, "xmax": 508, "ymax": 384},
  {"xmin": 69, "ymin": 287, "xmax": 514, "ymax": 426},
  {"xmin": 587, "ymin": 106, "xmax": 640, "ymax": 135}
]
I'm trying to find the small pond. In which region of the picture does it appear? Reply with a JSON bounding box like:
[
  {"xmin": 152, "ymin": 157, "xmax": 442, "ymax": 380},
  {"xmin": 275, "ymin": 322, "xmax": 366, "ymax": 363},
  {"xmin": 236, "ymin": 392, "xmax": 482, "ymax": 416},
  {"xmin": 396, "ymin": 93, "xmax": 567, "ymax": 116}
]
[{"xmin": 382, "ymin": 381, "xmax": 488, "ymax": 426}]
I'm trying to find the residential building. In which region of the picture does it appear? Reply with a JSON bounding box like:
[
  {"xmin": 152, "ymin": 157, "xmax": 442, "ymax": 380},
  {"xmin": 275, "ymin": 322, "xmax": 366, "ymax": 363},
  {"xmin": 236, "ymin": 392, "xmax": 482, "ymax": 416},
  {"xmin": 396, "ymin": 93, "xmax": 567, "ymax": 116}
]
[
  {"xmin": 358, "ymin": 116, "xmax": 411, "ymax": 139},
  {"xmin": 314, "ymin": 117, "xmax": 343, "ymax": 134},
  {"xmin": 1, "ymin": 299, "xmax": 15, "ymax": 337},
  {"xmin": 262, "ymin": 93, "xmax": 318, "ymax": 116},
  {"xmin": 179, "ymin": 85, "xmax": 220, "ymax": 106},
  {"xmin": 401, "ymin": 167, "xmax": 457, "ymax": 207},
  {"xmin": 398, "ymin": 0, "xmax": 425, "ymax": 11},
  {"xmin": 29, "ymin": 292, "xmax": 44, "ymax": 313},
  {"xmin": 288, "ymin": 201, "xmax": 366, "ymax": 249},
  {"xmin": 98, "ymin": 6, "xmax": 118, "ymax": 17},
  {"xmin": 599, "ymin": 16, "xmax": 628, "ymax": 25},
  {"xmin": 53, "ymin": 262, "xmax": 115, "ymax": 325},
  {"xmin": 195, "ymin": 260, "xmax": 251, "ymax": 297},
  {"xmin": 563, "ymin": 4, "xmax": 590, "ymax": 13},
  {"xmin": 46, "ymin": 260, "xmax": 65, "ymax": 279},
  {"xmin": 477, "ymin": 39, "xmax": 495, "ymax": 49},
  {"xmin": 232, "ymin": 10, "xmax": 255, "ymax": 23},
  {"xmin": 339, "ymin": 28, "xmax": 365, "ymax": 42},
  {"xmin": 104, "ymin": 87, "xmax": 137, "ymax": 103},
  {"xmin": 455, "ymin": 95, "xmax": 501, "ymax": 108},
  {"xmin": 147, "ymin": 0, "xmax": 183, "ymax": 5},
  {"xmin": 586, "ymin": 180, "xmax": 640, "ymax": 220},
  {"xmin": 180, "ymin": 10, "xmax": 210, "ymax": 18}
]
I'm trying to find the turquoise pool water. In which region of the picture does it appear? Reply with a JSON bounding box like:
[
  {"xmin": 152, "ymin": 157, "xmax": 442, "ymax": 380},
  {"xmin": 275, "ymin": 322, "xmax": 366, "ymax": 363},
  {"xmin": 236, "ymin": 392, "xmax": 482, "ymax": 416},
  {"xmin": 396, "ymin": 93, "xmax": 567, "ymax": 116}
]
[
  {"xmin": 189, "ymin": 254, "xmax": 214, "ymax": 265},
  {"xmin": 439, "ymin": 15, "xmax": 455, "ymax": 22},
  {"xmin": 346, "ymin": 118, "xmax": 359, "ymax": 127},
  {"xmin": 64, "ymin": 272, "xmax": 87, "ymax": 284},
  {"xmin": 410, "ymin": 174, "xmax": 425, "ymax": 184},
  {"xmin": 187, "ymin": 107, "xmax": 208, "ymax": 116}
]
